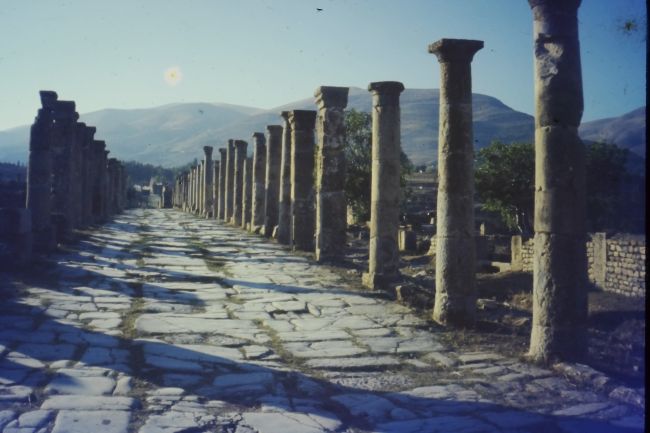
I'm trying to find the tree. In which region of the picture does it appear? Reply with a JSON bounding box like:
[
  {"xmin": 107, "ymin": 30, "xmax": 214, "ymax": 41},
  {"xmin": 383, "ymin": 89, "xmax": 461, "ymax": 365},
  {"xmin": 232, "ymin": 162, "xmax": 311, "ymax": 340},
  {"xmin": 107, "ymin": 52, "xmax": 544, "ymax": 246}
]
[
  {"xmin": 475, "ymin": 140, "xmax": 632, "ymax": 234},
  {"xmin": 475, "ymin": 141, "xmax": 534, "ymax": 235},
  {"xmin": 344, "ymin": 109, "xmax": 413, "ymax": 222}
]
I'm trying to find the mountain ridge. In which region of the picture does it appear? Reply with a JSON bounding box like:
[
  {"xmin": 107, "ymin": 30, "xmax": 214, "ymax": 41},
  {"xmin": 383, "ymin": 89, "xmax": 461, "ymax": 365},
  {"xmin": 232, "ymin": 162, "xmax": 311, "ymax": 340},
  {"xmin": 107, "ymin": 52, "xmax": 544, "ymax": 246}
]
[{"xmin": 0, "ymin": 90, "xmax": 644, "ymax": 169}]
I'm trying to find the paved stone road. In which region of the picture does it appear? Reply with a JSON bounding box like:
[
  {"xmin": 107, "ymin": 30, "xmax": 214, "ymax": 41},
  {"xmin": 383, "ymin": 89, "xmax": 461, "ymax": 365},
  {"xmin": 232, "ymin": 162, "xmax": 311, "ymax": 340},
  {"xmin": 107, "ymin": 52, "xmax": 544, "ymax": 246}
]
[{"xmin": 0, "ymin": 209, "xmax": 644, "ymax": 433}]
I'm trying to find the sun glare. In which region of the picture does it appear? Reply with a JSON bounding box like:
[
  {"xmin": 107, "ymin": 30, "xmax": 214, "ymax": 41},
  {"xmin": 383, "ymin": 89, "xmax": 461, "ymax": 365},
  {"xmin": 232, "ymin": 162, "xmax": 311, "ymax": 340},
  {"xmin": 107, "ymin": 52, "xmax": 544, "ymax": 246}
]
[{"xmin": 164, "ymin": 66, "xmax": 182, "ymax": 86}]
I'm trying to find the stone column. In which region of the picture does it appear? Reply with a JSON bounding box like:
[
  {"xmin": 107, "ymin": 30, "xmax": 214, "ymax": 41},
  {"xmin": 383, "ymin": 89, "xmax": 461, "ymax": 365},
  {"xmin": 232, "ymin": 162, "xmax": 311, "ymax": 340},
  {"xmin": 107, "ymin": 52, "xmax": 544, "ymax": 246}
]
[
  {"xmin": 101, "ymin": 148, "xmax": 110, "ymax": 221},
  {"xmin": 50, "ymin": 100, "xmax": 79, "ymax": 235},
  {"xmin": 429, "ymin": 38, "xmax": 483, "ymax": 326},
  {"xmin": 26, "ymin": 92, "xmax": 55, "ymax": 253},
  {"xmin": 242, "ymin": 157, "xmax": 253, "ymax": 229},
  {"xmin": 314, "ymin": 86, "xmax": 349, "ymax": 261},
  {"xmin": 232, "ymin": 140, "xmax": 248, "ymax": 226},
  {"xmin": 263, "ymin": 125, "xmax": 283, "ymax": 237},
  {"xmin": 224, "ymin": 140, "xmax": 235, "ymax": 222},
  {"xmin": 288, "ymin": 110, "xmax": 317, "ymax": 252},
  {"xmin": 81, "ymin": 126, "xmax": 96, "ymax": 226},
  {"xmin": 203, "ymin": 146, "xmax": 214, "ymax": 218},
  {"xmin": 277, "ymin": 112, "xmax": 293, "ymax": 245},
  {"xmin": 218, "ymin": 148, "xmax": 227, "ymax": 220},
  {"xmin": 528, "ymin": 0, "xmax": 587, "ymax": 363},
  {"xmin": 251, "ymin": 132, "xmax": 267, "ymax": 233},
  {"xmin": 362, "ymin": 82, "xmax": 404, "ymax": 290},
  {"xmin": 196, "ymin": 161, "xmax": 205, "ymax": 216},
  {"xmin": 212, "ymin": 161, "xmax": 220, "ymax": 218}
]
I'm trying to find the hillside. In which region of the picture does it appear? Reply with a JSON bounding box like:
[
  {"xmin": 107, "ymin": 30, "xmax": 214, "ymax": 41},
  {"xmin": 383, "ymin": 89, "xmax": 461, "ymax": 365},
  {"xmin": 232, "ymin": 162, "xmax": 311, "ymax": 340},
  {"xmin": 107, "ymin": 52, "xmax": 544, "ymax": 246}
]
[{"xmin": 0, "ymin": 91, "xmax": 644, "ymax": 170}]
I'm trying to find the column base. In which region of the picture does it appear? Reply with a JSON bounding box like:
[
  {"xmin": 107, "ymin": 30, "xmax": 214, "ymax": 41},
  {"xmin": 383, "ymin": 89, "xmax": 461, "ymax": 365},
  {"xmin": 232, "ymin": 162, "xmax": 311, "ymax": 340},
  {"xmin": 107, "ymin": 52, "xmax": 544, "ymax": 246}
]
[{"xmin": 362, "ymin": 272, "xmax": 399, "ymax": 290}]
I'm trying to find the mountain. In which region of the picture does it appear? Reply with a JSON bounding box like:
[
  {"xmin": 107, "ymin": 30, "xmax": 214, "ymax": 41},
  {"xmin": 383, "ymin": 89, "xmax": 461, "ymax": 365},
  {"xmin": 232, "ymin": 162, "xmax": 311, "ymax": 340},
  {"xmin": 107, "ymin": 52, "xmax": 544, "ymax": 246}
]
[
  {"xmin": 0, "ymin": 91, "xmax": 644, "ymax": 171},
  {"xmin": 579, "ymin": 106, "xmax": 646, "ymax": 158}
]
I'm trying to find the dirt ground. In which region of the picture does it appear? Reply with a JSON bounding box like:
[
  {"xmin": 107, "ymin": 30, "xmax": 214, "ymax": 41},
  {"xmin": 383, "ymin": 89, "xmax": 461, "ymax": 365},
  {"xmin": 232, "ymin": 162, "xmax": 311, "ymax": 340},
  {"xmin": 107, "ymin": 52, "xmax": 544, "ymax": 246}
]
[{"xmin": 340, "ymin": 235, "xmax": 645, "ymax": 389}]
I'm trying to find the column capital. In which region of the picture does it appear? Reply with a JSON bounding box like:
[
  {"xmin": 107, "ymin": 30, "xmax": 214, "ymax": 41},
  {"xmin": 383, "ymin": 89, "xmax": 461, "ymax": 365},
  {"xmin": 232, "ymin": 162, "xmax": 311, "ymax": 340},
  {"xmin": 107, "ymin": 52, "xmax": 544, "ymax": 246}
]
[
  {"xmin": 288, "ymin": 110, "xmax": 317, "ymax": 129},
  {"xmin": 368, "ymin": 81, "xmax": 404, "ymax": 106},
  {"xmin": 203, "ymin": 145, "xmax": 213, "ymax": 157},
  {"xmin": 266, "ymin": 125, "xmax": 283, "ymax": 134},
  {"xmin": 252, "ymin": 132, "xmax": 266, "ymax": 142},
  {"xmin": 280, "ymin": 111, "xmax": 291, "ymax": 121},
  {"xmin": 219, "ymin": 147, "xmax": 227, "ymax": 157},
  {"xmin": 428, "ymin": 39, "xmax": 483, "ymax": 63},
  {"xmin": 314, "ymin": 86, "xmax": 349, "ymax": 109},
  {"xmin": 234, "ymin": 139, "xmax": 248, "ymax": 151},
  {"xmin": 39, "ymin": 90, "xmax": 58, "ymax": 109},
  {"xmin": 529, "ymin": 0, "xmax": 580, "ymax": 11}
]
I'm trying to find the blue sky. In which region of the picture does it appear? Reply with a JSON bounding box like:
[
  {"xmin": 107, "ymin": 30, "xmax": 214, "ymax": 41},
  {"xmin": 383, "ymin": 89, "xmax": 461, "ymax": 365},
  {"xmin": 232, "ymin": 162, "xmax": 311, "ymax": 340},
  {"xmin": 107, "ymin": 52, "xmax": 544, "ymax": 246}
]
[{"xmin": 0, "ymin": 0, "xmax": 646, "ymax": 130}]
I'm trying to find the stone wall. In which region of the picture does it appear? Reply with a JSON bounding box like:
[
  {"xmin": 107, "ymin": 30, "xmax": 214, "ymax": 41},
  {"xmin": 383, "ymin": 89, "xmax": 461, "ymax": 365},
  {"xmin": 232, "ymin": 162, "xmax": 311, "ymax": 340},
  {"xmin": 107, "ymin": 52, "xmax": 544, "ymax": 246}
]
[{"xmin": 512, "ymin": 233, "xmax": 646, "ymax": 298}]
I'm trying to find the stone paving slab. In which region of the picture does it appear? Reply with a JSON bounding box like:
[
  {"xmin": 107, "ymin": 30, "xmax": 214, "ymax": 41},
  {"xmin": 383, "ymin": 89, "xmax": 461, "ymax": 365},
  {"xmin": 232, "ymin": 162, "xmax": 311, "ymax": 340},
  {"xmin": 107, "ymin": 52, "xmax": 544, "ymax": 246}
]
[{"xmin": 0, "ymin": 209, "xmax": 644, "ymax": 433}]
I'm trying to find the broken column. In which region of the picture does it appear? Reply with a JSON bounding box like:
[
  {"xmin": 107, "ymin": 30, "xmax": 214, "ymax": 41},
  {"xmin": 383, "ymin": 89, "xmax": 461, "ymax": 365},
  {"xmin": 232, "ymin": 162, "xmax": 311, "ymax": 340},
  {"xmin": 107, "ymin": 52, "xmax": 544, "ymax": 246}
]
[
  {"xmin": 277, "ymin": 112, "xmax": 293, "ymax": 244},
  {"xmin": 242, "ymin": 157, "xmax": 253, "ymax": 229},
  {"xmin": 314, "ymin": 86, "xmax": 349, "ymax": 261},
  {"xmin": 232, "ymin": 140, "xmax": 248, "ymax": 226},
  {"xmin": 263, "ymin": 125, "xmax": 283, "ymax": 237},
  {"xmin": 429, "ymin": 38, "xmax": 483, "ymax": 326},
  {"xmin": 528, "ymin": 0, "xmax": 587, "ymax": 362},
  {"xmin": 288, "ymin": 110, "xmax": 317, "ymax": 252},
  {"xmin": 26, "ymin": 92, "xmax": 55, "ymax": 252},
  {"xmin": 224, "ymin": 140, "xmax": 236, "ymax": 222},
  {"xmin": 362, "ymin": 82, "xmax": 404, "ymax": 290},
  {"xmin": 251, "ymin": 132, "xmax": 267, "ymax": 233},
  {"xmin": 203, "ymin": 146, "xmax": 214, "ymax": 218}
]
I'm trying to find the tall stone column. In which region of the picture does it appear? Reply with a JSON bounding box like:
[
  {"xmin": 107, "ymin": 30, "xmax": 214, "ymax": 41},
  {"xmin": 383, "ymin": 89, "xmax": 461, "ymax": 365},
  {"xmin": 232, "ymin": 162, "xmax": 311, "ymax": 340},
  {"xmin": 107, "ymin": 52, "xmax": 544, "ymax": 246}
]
[
  {"xmin": 251, "ymin": 132, "xmax": 267, "ymax": 232},
  {"xmin": 196, "ymin": 161, "xmax": 205, "ymax": 216},
  {"xmin": 528, "ymin": 0, "xmax": 587, "ymax": 362},
  {"xmin": 314, "ymin": 86, "xmax": 349, "ymax": 261},
  {"xmin": 50, "ymin": 100, "xmax": 79, "ymax": 235},
  {"xmin": 289, "ymin": 110, "xmax": 317, "ymax": 252},
  {"xmin": 101, "ymin": 148, "xmax": 110, "ymax": 221},
  {"xmin": 429, "ymin": 38, "xmax": 483, "ymax": 326},
  {"xmin": 81, "ymin": 126, "xmax": 96, "ymax": 226},
  {"xmin": 218, "ymin": 148, "xmax": 227, "ymax": 220},
  {"xmin": 212, "ymin": 161, "xmax": 220, "ymax": 218},
  {"xmin": 189, "ymin": 167, "xmax": 195, "ymax": 212},
  {"xmin": 203, "ymin": 146, "xmax": 214, "ymax": 218},
  {"xmin": 224, "ymin": 140, "xmax": 235, "ymax": 222},
  {"xmin": 242, "ymin": 157, "xmax": 253, "ymax": 229},
  {"xmin": 277, "ymin": 112, "xmax": 293, "ymax": 245},
  {"xmin": 26, "ymin": 93, "xmax": 55, "ymax": 252},
  {"xmin": 263, "ymin": 125, "xmax": 283, "ymax": 237},
  {"xmin": 232, "ymin": 140, "xmax": 248, "ymax": 226},
  {"xmin": 362, "ymin": 82, "xmax": 404, "ymax": 290}
]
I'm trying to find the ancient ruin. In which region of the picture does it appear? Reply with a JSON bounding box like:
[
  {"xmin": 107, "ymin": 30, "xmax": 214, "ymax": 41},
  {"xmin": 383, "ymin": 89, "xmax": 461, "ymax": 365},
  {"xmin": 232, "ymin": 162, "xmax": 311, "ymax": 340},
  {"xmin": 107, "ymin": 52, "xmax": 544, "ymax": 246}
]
[
  {"xmin": 263, "ymin": 125, "xmax": 282, "ymax": 237},
  {"xmin": 314, "ymin": 86, "xmax": 349, "ymax": 262},
  {"xmin": 251, "ymin": 132, "xmax": 266, "ymax": 233},
  {"xmin": 362, "ymin": 82, "xmax": 405, "ymax": 290},
  {"xmin": 288, "ymin": 110, "xmax": 317, "ymax": 252},
  {"xmin": 528, "ymin": 0, "xmax": 588, "ymax": 362},
  {"xmin": 277, "ymin": 111, "xmax": 293, "ymax": 245},
  {"xmin": 429, "ymin": 38, "xmax": 483, "ymax": 326}
]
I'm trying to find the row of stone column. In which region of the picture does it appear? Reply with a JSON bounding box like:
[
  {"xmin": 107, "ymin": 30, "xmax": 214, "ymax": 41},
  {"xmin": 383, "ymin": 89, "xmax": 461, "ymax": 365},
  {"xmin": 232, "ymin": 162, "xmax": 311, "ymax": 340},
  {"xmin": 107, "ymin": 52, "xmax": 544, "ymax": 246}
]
[
  {"xmin": 172, "ymin": 86, "xmax": 350, "ymax": 263},
  {"xmin": 171, "ymin": 0, "xmax": 586, "ymax": 363},
  {"xmin": 26, "ymin": 90, "xmax": 128, "ymax": 253}
]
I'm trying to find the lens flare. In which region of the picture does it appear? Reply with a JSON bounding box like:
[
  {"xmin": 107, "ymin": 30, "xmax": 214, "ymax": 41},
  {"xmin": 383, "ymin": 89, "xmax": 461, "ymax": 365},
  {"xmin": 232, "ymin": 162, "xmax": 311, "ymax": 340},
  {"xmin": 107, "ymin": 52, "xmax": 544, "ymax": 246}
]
[{"xmin": 164, "ymin": 66, "xmax": 182, "ymax": 86}]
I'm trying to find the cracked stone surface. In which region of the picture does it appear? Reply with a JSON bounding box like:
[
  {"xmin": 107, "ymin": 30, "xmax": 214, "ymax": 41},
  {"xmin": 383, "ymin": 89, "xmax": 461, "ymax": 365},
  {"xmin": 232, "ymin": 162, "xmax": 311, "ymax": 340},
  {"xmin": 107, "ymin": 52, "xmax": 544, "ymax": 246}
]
[{"xmin": 0, "ymin": 209, "xmax": 644, "ymax": 432}]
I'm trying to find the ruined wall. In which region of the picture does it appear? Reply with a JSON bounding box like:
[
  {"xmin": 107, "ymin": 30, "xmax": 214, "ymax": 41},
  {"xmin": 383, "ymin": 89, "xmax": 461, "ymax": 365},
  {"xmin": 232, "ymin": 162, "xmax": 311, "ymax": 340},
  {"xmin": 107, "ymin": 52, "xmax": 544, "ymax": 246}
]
[
  {"xmin": 513, "ymin": 234, "xmax": 645, "ymax": 298},
  {"xmin": 603, "ymin": 235, "xmax": 646, "ymax": 297}
]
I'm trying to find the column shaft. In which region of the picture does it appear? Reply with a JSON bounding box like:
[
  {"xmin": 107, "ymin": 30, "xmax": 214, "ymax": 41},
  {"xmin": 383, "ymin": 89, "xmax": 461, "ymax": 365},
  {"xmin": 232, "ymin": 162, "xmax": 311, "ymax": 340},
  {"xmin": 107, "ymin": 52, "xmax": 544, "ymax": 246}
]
[
  {"xmin": 362, "ymin": 82, "xmax": 404, "ymax": 289},
  {"xmin": 277, "ymin": 112, "xmax": 293, "ymax": 245},
  {"xmin": 263, "ymin": 125, "xmax": 283, "ymax": 237},
  {"xmin": 251, "ymin": 133, "xmax": 267, "ymax": 232}
]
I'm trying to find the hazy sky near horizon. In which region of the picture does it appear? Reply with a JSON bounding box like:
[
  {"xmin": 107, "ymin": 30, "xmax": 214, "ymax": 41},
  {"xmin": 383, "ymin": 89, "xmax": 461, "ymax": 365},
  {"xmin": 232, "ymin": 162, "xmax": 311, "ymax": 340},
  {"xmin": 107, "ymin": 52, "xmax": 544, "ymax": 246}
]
[{"xmin": 0, "ymin": 0, "xmax": 646, "ymax": 130}]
